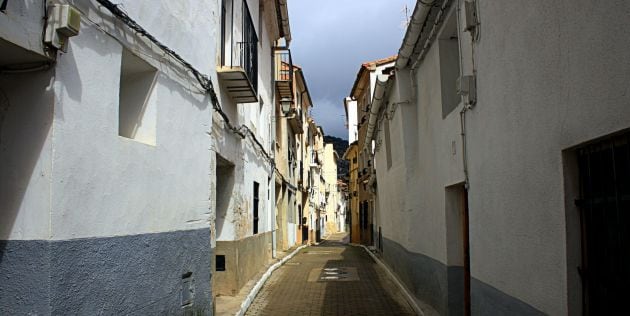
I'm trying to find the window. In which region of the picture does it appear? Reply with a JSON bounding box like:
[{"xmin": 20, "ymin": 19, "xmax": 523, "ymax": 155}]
[
  {"xmin": 576, "ymin": 131, "xmax": 630, "ymax": 313},
  {"xmin": 242, "ymin": 0, "xmax": 258, "ymax": 92},
  {"xmin": 219, "ymin": 0, "xmax": 258, "ymax": 93},
  {"xmin": 385, "ymin": 118, "xmax": 392, "ymax": 170},
  {"xmin": 438, "ymin": 10, "xmax": 461, "ymax": 118},
  {"xmin": 118, "ymin": 49, "xmax": 157, "ymax": 145},
  {"xmin": 253, "ymin": 181, "xmax": 259, "ymax": 234},
  {"xmin": 220, "ymin": 0, "xmax": 227, "ymax": 65}
]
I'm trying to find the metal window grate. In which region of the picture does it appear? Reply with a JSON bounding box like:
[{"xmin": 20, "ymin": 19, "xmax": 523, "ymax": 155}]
[
  {"xmin": 253, "ymin": 181, "xmax": 259, "ymax": 234},
  {"xmin": 577, "ymin": 131, "xmax": 630, "ymax": 314},
  {"xmin": 241, "ymin": 0, "xmax": 258, "ymax": 93}
]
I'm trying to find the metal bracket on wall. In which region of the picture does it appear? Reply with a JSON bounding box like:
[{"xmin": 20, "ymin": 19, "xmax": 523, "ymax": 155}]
[{"xmin": 463, "ymin": 0, "xmax": 479, "ymax": 31}]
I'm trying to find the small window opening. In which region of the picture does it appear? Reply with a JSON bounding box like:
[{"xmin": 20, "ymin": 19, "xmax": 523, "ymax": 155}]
[
  {"xmin": 118, "ymin": 49, "xmax": 157, "ymax": 145},
  {"xmin": 253, "ymin": 181, "xmax": 260, "ymax": 234},
  {"xmin": 216, "ymin": 255, "xmax": 226, "ymax": 271},
  {"xmin": 385, "ymin": 118, "xmax": 393, "ymax": 170},
  {"xmin": 438, "ymin": 10, "xmax": 461, "ymax": 118}
]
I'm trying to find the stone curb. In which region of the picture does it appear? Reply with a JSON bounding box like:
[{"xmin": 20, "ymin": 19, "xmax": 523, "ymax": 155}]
[
  {"xmin": 236, "ymin": 244, "xmax": 308, "ymax": 316},
  {"xmin": 351, "ymin": 243, "xmax": 425, "ymax": 316}
]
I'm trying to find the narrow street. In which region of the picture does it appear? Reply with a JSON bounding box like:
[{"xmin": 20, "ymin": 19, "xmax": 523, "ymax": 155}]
[
  {"xmin": 2, "ymin": 0, "xmax": 629, "ymax": 314},
  {"xmin": 245, "ymin": 233, "xmax": 415, "ymax": 316}
]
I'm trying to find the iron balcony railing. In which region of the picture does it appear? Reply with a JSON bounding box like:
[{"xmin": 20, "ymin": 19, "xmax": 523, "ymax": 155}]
[
  {"xmin": 274, "ymin": 47, "xmax": 294, "ymax": 107},
  {"xmin": 242, "ymin": 3, "xmax": 258, "ymax": 93},
  {"xmin": 223, "ymin": 1, "xmax": 258, "ymax": 94},
  {"xmin": 275, "ymin": 48, "xmax": 293, "ymax": 83}
]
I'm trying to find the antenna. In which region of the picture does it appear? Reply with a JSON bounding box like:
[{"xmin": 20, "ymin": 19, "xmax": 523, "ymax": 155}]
[{"xmin": 400, "ymin": 4, "xmax": 411, "ymax": 29}]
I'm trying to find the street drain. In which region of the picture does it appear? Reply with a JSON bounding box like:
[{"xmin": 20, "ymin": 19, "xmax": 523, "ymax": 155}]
[{"xmin": 307, "ymin": 267, "xmax": 359, "ymax": 282}]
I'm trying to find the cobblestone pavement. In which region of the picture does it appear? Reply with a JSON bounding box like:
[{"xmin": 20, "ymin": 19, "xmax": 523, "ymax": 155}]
[{"xmin": 245, "ymin": 233, "xmax": 415, "ymax": 316}]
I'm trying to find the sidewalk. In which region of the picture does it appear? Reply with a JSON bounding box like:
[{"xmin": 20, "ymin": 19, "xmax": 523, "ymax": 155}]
[
  {"xmin": 215, "ymin": 246, "xmax": 299, "ymax": 316},
  {"xmin": 245, "ymin": 233, "xmax": 415, "ymax": 315}
]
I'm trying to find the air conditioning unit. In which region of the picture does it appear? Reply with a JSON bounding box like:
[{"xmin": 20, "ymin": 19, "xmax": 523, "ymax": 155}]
[{"xmin": 45, "ymin": 4, "xmax": 81, "ymax": 52}]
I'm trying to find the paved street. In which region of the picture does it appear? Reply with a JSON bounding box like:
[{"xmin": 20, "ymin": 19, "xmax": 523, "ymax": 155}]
[{"xmin": 245, "ymin": 233, "xmax": 416, "ymax": 315}]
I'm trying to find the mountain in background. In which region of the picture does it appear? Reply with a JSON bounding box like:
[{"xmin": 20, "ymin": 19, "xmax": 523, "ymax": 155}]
[{"xmin": 323, "ymin": 135, "xmax": 349, "ymax": 181}]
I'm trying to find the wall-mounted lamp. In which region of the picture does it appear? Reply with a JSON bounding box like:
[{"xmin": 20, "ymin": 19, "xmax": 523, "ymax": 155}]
[{"xmin": 281, "ymin": 97, "xmax": 292, "ymax": 116}]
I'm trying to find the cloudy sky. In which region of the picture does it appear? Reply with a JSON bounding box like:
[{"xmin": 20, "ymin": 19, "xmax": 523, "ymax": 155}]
[{"xmin": 288, "ymin": 0, "xmax": 415, "ymax": 140}]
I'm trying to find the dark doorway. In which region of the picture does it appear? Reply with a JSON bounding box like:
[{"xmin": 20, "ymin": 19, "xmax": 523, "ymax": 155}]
[
  {"xmin": 215, "ymin": 155, "xmax": 235, "ymax": 240},
  {"xmin": 462, "ymin": 187, "xmax": 471, "ymax": 316},
  {"xmin": 253, "ymin": 181, "xmax": 259, "ymax": 234},
  {"xmin": 577, "ymin": 131, "xmax": 629, "ymax": 315},
  {"xmin": 445, "ymin": 183, "xmax": 470, "ymax": 316}
]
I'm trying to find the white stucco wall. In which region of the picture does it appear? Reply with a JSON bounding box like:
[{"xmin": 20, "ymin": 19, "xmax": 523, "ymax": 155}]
[
  {"xmin": 0, "ymin": 71, "xmax": 54, "ymax": 240},
  {"xmin": 372, "ymin": 41, "xmax": 464, "ymax": 265},
  {"xmin": 465, "ymin": 1, "xmax": 630, "ymax": 313},
  {"xmin": 0, "ymin": 0, "xmax": 51, "ymax": 63},
  {"xmin": 1, "ymin": 0, "xmax": 219, "ymax": 240},
  {"xmin": 214, "ymin": 0, "xmax": 278, "ymax": 241}
]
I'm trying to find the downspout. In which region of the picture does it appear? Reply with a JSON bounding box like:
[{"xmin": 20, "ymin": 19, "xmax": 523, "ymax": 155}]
[
  {"xmin": 364, "ymin": 74, "xmax": 391, "ymax": 150},
  {"xmin": 456, "ymin": 0, "xmax": 470, "ymax": 190},
  {"xmin": 270, "ymin": 41, "xmax": 277, "ymax": 259}
]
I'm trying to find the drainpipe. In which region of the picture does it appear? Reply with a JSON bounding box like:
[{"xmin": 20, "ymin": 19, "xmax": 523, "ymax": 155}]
[
  {"xmin": 395, "ymin": 0, "xmax": 436, "ymax": 70},
  {"xmin": 457, "ymin": 0, "xmax": 470, "ymax": 190},
  {"xmin": 270, "ymin": 47, "xmax": 277, "ymax": 259},
  {"xmin": 364, "ymin": 74, "xmax": 391, "ymax": 150}
]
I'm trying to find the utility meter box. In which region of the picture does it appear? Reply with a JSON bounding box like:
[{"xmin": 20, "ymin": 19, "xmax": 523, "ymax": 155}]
[
  {"xmin": 457, "ymin": 75, "xmax": 477, "ymax": 106},
  {"xmin": 463, "ymin": 0, "xmax": 478, "ymax": 32},
  {"xmin": 45, "ymin": 4, "xmax": 81, "ymax": 52},
  {"xmin": 57, "ymin": 5, "xmax": 81, "ymax": 37}
]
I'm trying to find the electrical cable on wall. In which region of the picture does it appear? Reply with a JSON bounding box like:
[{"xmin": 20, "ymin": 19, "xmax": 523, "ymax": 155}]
[{"xmin": 94, "ymin": 0, "xmax": 299, "ymax": 189}]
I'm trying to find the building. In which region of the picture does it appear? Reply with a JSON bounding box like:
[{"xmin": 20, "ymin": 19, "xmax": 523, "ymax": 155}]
[
  {"xmin": 293, "ymin": 66, "xmax": 315, "ymax": 245},
  {"xmin": 274, "ymin": 62, "xmax": 314, "ymax": 250},
  {"xmin": 366, "ymin": 0, "xmax": 630, "ymax": 315},
  {"xmin": 336, "ymin": 180, "xmax": 348, "ymax": 233},
  {"xmin": 322, "ymin": 143, "xmax": 340, "ymax": 235},
  {"xmin": 0, "ymin": 0, "xmax": 296, "ymax": 314},
  {"xmin": 213, "ymin": 0, "xmax": 291, "ymax": 298},
  {"xmin": 273, "ymin": 55, "xmax": 298, "ymax": 252},
  {"xmin": 305, "ymin": 123, "xmax": 325, "ymax": 242},
  {"xmin": 347, "ymin": 55, "xmax": 396, "ymax": 246},
  {"xmin": 343, "ymin": 141, "xmax": 360, "ymax": 243},
  {"xmin": 344, "ymin": 97, "xmax": 358, "ymax": 143},
  {"xmin": 1, "ymin": 0, "xmax": 218, "ymax": 314}
]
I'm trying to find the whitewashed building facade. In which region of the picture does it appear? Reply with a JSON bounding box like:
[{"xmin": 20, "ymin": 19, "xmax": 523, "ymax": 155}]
[
  {"xmin": 368, "ymin": 0, "xmax": 630, "ymax": 315},
  {"xmin": 1, "ymin": 0, "xmax": 292, "ymax": 314}
]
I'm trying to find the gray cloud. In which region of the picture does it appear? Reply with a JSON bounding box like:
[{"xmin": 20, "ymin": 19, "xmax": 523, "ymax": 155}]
[{"xmin": 288, "ymin": 0, "xmax": 414, "ymax": 139}]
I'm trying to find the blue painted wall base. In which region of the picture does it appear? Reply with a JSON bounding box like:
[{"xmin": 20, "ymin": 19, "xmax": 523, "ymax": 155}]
[{"xmin": 0, "ymin": 228, "xmax": 213, "ymax": 315}]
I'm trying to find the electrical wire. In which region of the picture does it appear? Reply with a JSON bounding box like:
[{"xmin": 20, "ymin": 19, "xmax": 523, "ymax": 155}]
[{"xmin": 91, "ymin": 0, "xmax": 305, "ymax": 189}]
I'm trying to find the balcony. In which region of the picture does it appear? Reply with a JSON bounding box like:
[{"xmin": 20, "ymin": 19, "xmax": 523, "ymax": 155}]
[
  {"xmin": 275, "ymin": 47, "xmax": 293, "ymax": 100},
  {"xmin": 217, "ymin": 4, "xmax": 258, "ymax": 103}
]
